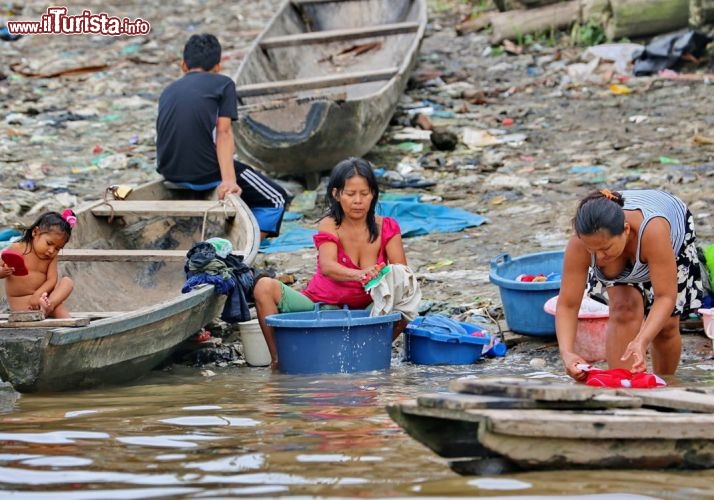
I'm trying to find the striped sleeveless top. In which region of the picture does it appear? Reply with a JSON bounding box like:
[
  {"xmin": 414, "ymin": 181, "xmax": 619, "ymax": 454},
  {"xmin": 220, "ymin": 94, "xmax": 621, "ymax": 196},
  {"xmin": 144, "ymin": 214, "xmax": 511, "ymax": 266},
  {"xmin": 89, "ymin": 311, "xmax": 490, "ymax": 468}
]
[{"xmin": 591, "ymin": 190, "xmax": 688, "ymax": 284}]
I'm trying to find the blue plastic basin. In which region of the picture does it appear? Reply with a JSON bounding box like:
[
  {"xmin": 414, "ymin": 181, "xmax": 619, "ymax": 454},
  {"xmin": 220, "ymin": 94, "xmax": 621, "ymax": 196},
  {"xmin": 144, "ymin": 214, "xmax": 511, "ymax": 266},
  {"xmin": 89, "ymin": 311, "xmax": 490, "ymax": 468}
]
[
  {"xmin": 266, "ymin": 305, "xmax": 401, "ymax": 374},
  {"xmin": 405, "ymin": 318, "xmax": 490, "ymax": 365},
  {"xmin": 489, "ymin": 250, "xmax": 564, "ymax": 336}
]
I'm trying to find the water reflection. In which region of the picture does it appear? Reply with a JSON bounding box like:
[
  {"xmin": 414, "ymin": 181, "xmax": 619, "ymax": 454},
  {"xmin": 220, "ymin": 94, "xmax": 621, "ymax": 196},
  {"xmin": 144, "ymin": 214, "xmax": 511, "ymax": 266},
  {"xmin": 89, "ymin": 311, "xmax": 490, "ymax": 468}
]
[{"xmin": 0, "ymin": 359, "xmax": 714, "ymax": 498}]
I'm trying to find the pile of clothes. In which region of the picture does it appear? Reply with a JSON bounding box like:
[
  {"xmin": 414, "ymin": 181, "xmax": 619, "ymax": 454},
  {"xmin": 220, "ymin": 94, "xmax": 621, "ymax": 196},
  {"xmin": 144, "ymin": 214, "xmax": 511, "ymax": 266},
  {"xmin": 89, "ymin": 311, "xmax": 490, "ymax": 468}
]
[{"xmin": 182, "ymin": 238, "xmax": 254, "ymax": 323}]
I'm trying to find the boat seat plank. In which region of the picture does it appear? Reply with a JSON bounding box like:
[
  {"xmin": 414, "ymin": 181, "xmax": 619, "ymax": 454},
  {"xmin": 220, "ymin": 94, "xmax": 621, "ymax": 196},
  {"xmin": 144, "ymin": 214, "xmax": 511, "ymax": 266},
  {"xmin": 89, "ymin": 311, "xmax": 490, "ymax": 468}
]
[
  {"xmin": 59, "ymin": 249, "xmax": 187, "ymax": 262},
  {"xmin": 465, "ymin": 408, "xmax": 714, "ymax": 439},
  {"xmin": 0, "ymin": 317, "xmax": 90, "ymax": 328},
  {"xmin": 260, "ymin": 22, "xmax": 420, "ymax": 49},
  {"xmin": 90, "ymin": 200, "xmax": 236, "ymax": 218},
  {"xmin": 236, "ymin": 67, "xmax": 399, "ymax": 98}
]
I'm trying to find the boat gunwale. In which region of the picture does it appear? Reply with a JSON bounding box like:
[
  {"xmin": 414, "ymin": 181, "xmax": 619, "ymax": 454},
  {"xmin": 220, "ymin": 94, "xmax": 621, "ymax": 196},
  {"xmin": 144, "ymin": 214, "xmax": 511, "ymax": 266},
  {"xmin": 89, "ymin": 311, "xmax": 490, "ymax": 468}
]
[
  {"xmin": 47, "ymin": 284, "xmax": 219, "ymax": 345},
  {"xmin": 232, "ymin": 0, "xmax": 427, "ymax": 104}
]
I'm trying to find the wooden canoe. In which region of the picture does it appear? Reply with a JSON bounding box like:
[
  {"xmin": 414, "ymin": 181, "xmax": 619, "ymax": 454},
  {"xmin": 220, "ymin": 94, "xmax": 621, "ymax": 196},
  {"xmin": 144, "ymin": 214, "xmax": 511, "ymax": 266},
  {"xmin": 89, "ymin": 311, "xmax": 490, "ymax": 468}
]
[
  {"xmin": 387, "ymin": 377, "xmax": 714, "ymax": 474},
  {"xmin": 0, "ymin": 179, "xmax": 260, "ymax": 393},
  {"xmin": 232, "ymin": 0, "xmax": 427, "ymax": 188}
]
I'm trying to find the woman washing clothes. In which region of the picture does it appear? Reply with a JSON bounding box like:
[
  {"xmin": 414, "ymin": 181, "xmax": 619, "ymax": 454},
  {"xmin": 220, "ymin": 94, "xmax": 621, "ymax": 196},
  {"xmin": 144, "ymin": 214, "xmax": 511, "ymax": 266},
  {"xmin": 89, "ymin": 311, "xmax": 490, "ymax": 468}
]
[
  {"xmin": 556, "ymin": 189, "xmax": 704, "ymax": 382},
  {"xmin": 253, "ymin": 157, "xmax": 421, "ymax": 370}
]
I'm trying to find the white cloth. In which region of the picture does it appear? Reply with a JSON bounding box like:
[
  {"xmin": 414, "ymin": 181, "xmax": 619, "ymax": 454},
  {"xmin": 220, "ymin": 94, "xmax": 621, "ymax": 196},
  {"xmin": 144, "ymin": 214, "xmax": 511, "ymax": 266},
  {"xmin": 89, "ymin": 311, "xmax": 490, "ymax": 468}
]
[{"xmin": 368, "ymin": 264, "xmax": 421, "ymax": 321}]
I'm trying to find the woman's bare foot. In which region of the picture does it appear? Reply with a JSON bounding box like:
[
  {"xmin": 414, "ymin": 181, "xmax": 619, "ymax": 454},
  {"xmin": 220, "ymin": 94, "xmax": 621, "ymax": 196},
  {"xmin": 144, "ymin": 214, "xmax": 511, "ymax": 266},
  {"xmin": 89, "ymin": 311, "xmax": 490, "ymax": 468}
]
[{"xmin": 39, "ymin": 293, "xmax": 51, "ymax": 316}]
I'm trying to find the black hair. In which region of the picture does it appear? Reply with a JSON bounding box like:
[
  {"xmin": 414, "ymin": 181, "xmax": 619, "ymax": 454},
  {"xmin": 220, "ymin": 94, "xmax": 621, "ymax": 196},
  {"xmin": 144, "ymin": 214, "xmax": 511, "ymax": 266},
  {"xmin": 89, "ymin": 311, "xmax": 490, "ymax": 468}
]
[
  {"xmin": 572, "ymin": 189, "xmax": 626, "ymax": 237},
  {"xmin": 323, "ymin": 157, "xmax": 380, "ymax": 242},
  {"xmin": 183, "ymin": 33, "xmax": 221, "ymax": 71},
  {"xmin": 20, "ymin": 211, "xmax": 74, "ymax": 245}
]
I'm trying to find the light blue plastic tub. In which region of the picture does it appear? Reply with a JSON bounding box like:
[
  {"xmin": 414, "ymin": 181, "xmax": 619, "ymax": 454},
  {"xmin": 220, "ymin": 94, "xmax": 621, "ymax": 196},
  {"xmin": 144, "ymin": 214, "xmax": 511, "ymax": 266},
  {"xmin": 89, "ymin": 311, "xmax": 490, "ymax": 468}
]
[{"xmin": 489, "ymin": 250, "xmax": 564, "ymax": 336}]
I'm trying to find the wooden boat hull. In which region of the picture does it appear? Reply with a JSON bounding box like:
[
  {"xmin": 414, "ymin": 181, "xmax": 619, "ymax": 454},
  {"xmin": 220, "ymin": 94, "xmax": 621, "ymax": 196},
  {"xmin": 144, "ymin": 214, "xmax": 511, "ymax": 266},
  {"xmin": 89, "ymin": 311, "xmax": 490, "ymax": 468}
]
[
  {"xmin": 0, "ymin": 179, "xmax": 260, "ymax": 392},
  {"xmin": 0, "ymin": 286, "xmax": 221, "ymax": 393},
  {"xmin": 388, "ymin": 377, "xmax": 714, "ymax": 474},
  {"xmin": 233, "ymin": 0, "xmax": 427, "ymax": 186}
]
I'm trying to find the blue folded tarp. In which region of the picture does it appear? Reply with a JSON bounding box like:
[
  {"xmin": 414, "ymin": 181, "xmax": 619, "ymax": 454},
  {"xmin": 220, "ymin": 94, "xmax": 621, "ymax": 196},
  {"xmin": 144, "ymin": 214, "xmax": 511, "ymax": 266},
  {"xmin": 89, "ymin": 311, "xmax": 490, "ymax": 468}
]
[
  {"xmin": 376, "ymin": 201, "xmax": 488, "ymax": 237},
  {"xmin": 259, "ymin": 201, "xmax": 488, "ymax": 254}
]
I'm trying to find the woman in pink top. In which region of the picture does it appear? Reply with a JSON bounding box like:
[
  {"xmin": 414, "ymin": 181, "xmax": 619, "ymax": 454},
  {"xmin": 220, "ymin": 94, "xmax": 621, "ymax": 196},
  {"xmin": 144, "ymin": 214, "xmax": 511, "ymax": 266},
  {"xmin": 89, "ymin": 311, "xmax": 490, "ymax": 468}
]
[{"xmin": 253, "ymin": 157, "xmax": 409, "ymax": 369}]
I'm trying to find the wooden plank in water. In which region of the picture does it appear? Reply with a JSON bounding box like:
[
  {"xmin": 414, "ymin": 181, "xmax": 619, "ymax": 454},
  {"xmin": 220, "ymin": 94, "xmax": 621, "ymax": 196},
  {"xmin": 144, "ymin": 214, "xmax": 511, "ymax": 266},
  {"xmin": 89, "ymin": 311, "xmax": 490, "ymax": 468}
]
[
  {"xmin": 687, "ymin": 387, "xmax": 714, "ymax": 395},
  {"xmin": 418, "ymin": 391, "xmax": 641, "ymax": 411},
  {"xmin": 417, "ymin": 392, "xmax": 535, "ymax": 410},
  {"xmin": 618, "ymin": 388, "xmax": 714, "ymax": 413},
  {"xmin": 0, "ymin": 317, "xmax": 90, "ymax": 328},
  {"xmin": 260, "ymin": 22, "xmax": 420, "ymax": 49},
  {"xmin": 466, "ymin": 408, "xmax": 714, "ymax": 439},
  {"xmin": 476, "ymin": 426, "xmax": 714, "ymax": 470},
  {"xmin": 91, "ymin": 200, "xmax": 236, "ymax": 218},
  {"xmin": 236, "ymin": 68, "xmax": 399, "ymax": 98},
  {"xmin": 450, "ymin": 377, "xmax": 597, "ymax": 402},
  {"xmin": 387, "ymin": 402, "xmax": 494, "ymax": 459},
  {"xmin": 59, "ymin": 249, "xmax": 187, "ymax": 262}
]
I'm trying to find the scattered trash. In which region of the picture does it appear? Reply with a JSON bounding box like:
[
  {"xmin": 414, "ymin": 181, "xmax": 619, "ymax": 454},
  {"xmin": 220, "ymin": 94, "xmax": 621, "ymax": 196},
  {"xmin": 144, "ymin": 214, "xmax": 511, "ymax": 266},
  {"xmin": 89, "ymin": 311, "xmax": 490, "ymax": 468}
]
[
  {"xmin": 377, "ymin": 170, "xmax": 436, "ymax": 189},
  {"xmin": 18, "ymin": 180, "xmax": 38, "ymax": 191},
  {"xmin": 628, "ymin": 115, "xmax": 648, "ymax": 124},
  {"xmin": 569, "ymin": 165, "xmax": 607, "ymax": 184},
  {"xmin": 396, "ymin": 141, "xmax": 424, "ymax": 153},
  {"xmin": 0, "ymin": 26, "xmax": 21, "ymax": 42},
  {"xmin": 659, "ymin": 156, "xmax": 681, "ymax": 165},
  {"xmin": 609, "ymin": 83, "xmax": 631, "ymax": 95},
  {"xmin": 426, "ymin": 259, "xmax": 454, "ymax": 271},
  {"xmin": 633, "ymin": 30, "xmax": 713, "ymax": 76},
  {"xmin": 430, "ymin": 128, "xmax": 458, "ymax": 151}
]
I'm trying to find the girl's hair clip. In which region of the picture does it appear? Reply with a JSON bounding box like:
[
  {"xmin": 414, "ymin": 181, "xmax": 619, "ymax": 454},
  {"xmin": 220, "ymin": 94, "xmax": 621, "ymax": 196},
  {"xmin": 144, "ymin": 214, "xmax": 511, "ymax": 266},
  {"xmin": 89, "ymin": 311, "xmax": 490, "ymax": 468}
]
[
  {"xmin": 599, "ymin": 188, "xmax": 616, "ymax": 201},
  {"xmin": 61, "ymin": 209, "xmax": 77, "ymax": 228}
]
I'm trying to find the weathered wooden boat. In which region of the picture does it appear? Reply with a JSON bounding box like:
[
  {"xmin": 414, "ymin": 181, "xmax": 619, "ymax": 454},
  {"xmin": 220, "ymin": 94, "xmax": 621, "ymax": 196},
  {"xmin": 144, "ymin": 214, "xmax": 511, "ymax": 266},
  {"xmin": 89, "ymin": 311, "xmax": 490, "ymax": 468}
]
[
  {"xmin": 0, "ymin": 179, "xmax": 260, "ymax": 393},
  {"xmin": 232, "ymin": 0, "xmax": 427, "ymax": 188},
  {"xmin": 387, "ymin": 376, "xmax": 714, "ymax": 475}
]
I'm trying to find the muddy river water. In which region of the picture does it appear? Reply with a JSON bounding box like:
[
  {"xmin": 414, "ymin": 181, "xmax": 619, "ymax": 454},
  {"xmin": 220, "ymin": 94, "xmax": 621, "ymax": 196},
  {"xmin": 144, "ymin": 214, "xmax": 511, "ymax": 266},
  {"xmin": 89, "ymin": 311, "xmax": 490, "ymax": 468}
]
[{"xmin": 2, "ymin": 353, "xmax": 714, "ymax": 499}]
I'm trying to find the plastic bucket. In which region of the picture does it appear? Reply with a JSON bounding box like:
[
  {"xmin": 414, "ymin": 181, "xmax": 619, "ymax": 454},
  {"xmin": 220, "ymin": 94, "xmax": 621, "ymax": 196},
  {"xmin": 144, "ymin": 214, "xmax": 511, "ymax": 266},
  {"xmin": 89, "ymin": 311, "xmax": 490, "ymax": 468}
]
[
  {"xmin": 544, "ymin": 295, "xmax": 608, "ymax": 362},
  {"xmin": 265, "ymin": 304, "xmax": 401, "ymax": 374},
  {"xmin": 489, "ymin": 250, "xmax": 564, "ymax": 336},
  {"xmin": 239, "ymin": 319, "xmax": 271, "ymax": 367}
]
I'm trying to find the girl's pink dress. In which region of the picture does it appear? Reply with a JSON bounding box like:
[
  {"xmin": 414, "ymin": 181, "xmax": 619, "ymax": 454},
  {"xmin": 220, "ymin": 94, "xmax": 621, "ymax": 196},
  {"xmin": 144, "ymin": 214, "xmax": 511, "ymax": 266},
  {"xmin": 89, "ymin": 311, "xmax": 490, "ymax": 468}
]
[{"xmin": 301, "ymin": 217, "xmax": 401, "ymax": 309}]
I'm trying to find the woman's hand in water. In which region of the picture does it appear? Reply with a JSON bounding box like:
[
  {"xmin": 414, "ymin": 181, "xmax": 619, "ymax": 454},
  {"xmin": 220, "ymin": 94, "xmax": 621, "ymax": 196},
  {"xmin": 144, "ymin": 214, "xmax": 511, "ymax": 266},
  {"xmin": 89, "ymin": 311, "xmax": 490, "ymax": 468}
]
[
  {"xmin": 621, "ymin": 338, "xmax": 648, "ymax": 373},
  {"xmin": 562, "ymin": 351, "xmax": 588, "ymax": 382}
]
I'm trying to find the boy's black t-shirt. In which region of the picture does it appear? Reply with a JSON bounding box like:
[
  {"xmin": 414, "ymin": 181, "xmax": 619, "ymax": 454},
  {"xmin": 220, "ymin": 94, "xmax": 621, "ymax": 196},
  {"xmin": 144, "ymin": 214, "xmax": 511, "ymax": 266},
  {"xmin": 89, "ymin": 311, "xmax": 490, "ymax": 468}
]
[{"xmin": 156, "ymin": 71, "xmax": 238, "ymax": 184}]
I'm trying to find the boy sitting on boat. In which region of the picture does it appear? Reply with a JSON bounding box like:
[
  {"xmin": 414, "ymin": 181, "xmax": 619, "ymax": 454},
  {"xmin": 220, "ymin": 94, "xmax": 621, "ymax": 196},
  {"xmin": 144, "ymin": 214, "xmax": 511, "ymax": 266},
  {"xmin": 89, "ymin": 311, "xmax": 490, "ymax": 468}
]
[{"xmin": 156, "ymin": 33, "xmax": 290, "ymax": 240}]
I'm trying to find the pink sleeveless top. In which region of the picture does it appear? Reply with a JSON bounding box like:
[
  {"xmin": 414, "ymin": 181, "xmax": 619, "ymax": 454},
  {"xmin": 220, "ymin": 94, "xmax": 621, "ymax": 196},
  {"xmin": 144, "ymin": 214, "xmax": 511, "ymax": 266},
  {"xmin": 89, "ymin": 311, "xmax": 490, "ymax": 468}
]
[{"xmin": 301, "ymin": 217, "xmax": 401, "ymax": 309}]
